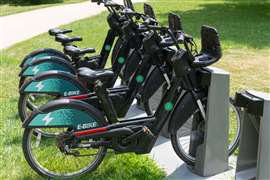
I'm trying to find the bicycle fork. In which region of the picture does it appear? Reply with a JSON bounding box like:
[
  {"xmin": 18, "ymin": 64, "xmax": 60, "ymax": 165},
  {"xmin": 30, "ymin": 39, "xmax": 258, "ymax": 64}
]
[{"xmin": 191, "ymin": 90, "xmax": 206, "ymax": 120}]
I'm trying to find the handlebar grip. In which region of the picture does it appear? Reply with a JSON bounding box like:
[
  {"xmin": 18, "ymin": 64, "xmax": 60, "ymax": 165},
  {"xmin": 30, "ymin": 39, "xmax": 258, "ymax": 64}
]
[
  {"xmin": 159, "ymin": 39, "xmax": 174, "ymax": 47},
  {"xmin": 137, "ymin": 25, "xmax": 149, "ymax": 33},
  {"xmin": 159, "ymin": 33, "xmax": 185, "ymax": 47}
]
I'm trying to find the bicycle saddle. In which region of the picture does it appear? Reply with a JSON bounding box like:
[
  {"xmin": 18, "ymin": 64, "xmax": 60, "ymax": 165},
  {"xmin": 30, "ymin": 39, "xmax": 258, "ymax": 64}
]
[
  {"xmin": 49, "ymin": 28, "xmax": 72, "ymax": 36},
  {"xmin": 64, "ymin": 46, "xmax": 96, "ymax": 57},
  {"xmin": 77, "ymin": 67, "xmax": 114, "ymax": 84},
  {"xmin": 55, "ymin": 34, "xmax": 82, "ymax": 44},
  {"xmin": 191, "ymin": 25, "xmax": 222, "ymax": 68}
]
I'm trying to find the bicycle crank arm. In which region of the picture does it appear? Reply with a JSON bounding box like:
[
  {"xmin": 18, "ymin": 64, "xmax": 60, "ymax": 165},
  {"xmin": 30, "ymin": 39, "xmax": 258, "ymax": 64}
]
[{"xmin": 76, "ymin": 141, "xmax": 111, "ymax": 148}]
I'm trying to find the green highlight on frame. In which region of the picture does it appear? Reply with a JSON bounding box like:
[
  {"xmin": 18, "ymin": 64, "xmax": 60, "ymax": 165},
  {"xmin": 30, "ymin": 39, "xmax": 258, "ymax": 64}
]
[
  {"xmin": 136, "ymin": 75, "xmax": 144, "ymax": 83},
  {"xmin": 105, "ymin": 45, "xmax": 111, "ymax": 51},
  {"xmin": 117, "ymin": 57, "xmax": 125, "ymax": 64},
  {"xmin": 164, "ymin": 102, "xmax": 173, "ymax": 111}
]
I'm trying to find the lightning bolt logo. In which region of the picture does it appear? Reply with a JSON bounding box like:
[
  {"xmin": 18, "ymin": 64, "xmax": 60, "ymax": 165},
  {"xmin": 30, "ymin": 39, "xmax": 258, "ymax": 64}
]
[
  {"xmin": 42, "ymin": 113, "xmax": 53, "ymax": 125},
  {"xmin": 35, "ymin": 82, "xmax": 44, "ymax": 91},
  {"xmin": 32, "ymin": 66, "xmax": 40, "ymax": 74}
]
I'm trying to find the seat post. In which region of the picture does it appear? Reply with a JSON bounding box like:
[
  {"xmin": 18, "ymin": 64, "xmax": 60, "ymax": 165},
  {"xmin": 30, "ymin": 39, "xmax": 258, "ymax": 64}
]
[{"xmin": 94, "ymin": 80, "xmax": 118, "ymax": 123}]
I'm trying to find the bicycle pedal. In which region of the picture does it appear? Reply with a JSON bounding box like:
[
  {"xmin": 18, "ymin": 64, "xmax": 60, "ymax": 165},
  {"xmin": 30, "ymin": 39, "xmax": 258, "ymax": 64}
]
[
  {"xmin": 142, "ymin": 126, "xmax": 155, "ymax": 138},
  {"xmin": 123, "ymin": 126, "xmax": 154, "ymax": 144},
  {"xmin": 67, "ymin": 150, "xmax": 80, "ymax": 156}
]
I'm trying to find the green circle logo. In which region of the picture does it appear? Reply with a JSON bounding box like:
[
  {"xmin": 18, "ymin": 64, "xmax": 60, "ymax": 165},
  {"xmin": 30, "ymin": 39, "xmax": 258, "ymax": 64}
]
[
  {"xmin": 136, "ymin": 75, "xmax": 144, "ymax": 83},
  {"xmin": 164, "ymin": 102, "xmax": 173, "ymax": 111},
  {"xmin": 117, "ymin": 57, "xmax": 125, "ymax": 64},
  {"xmin": 105, "ymin": 45, "xmax": 111, "ymax": 51}
]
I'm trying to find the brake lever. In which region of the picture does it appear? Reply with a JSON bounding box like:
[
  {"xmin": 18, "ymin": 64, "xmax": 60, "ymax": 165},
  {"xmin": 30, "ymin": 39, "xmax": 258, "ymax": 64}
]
[
  {"xmin": 177, "ymin": 33, "xmax": 185, "ymax": 43},
  {"xmin": 142, "ymin": 17, "xmax": 158, "ymax": 26},
  {"xmin": 124, "ymin": 10, "xmax": 141, "ymax": 17}
]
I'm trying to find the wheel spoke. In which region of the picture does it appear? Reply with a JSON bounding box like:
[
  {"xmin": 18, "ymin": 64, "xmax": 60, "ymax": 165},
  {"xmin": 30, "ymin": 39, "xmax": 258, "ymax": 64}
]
[
  {"xmin": 24, "ymin": 129, "xmax": 106, "ymax": 178},
  {"xmin": 172, "ymin": 100, "xmax": 241, "ymax": 165},
  {"xmin": 35, "ymin": 132, "xmax": 42, "ymax": 148}
]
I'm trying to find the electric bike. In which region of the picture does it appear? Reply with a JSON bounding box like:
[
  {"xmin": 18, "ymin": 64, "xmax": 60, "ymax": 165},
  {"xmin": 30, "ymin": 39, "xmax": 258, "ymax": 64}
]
[
  {"xmin": 18, "ymin": 5, "xmax": 167, "ymax": 124},
  {"xmin": 22, "ymin": 20, "xmax": 239, "ymax": 178},
  {"xmin": 18, "ymin": 0, "xmax": 134, "ymax": 89},
  {"xmin": 19, "ymin": 0, "xmax": 137, "ymax": 71},
  {"xmin": 19, "ymin": 8, "xmax": 240, "ymax": 151},
  {"xmin": 18, "ymin": 13, "xmax": 181, "ymax": 138}
]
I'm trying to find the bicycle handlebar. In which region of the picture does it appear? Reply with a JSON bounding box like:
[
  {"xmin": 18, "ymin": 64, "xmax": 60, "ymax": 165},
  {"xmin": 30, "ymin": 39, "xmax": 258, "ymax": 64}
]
[{"xmin": 91, "ymin": 0, "xmax": 124, "ymax": 9}]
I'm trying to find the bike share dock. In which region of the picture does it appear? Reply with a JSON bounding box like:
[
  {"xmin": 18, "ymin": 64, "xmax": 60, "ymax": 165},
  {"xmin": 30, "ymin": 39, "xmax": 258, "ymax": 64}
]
[
  {"xmin": 124, "ymin": 67, "xmax": 238, "ymax": 179},
  {"xmin": 235, "ymin": 90, "xmax": 270, "ymax": 180}
]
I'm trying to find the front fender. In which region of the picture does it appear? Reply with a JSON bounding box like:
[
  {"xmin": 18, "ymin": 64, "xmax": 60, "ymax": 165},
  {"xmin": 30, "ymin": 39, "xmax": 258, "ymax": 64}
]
[
  {"xmin": 20, "ymin": 71, "xmax": 88, "ymax": 97},
  {"xmin": 20, "ymin": 48, "xmax": 70, "ymax": 68},
  {"xmin": 168, "ymin": 92, "xmax": 205, "ymax": 133},
  {"xmin": 19, "ymin": 56, "xmax": 76, "ymax": 77},
  {"xmin": 140, "ymin": 66, "xmax": 165, "ymax": 102},
  {"xmin": 122, "ymin": 49, "xmax": 141, "ymax": 83},
  {"xmin": 111, "ymin": 37, "xmax": 124, "ymax": 66},
  {"xmin": 23, "ymin": 99, "xmax": 107, "ymax": 130}
]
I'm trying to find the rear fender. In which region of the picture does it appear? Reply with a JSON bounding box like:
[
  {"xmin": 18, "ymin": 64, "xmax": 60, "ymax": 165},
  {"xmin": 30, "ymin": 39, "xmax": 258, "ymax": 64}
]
[
  {"xmin": 22, "ymin": 99, "xmax": 107, "ymax": 130},
  {"xmin": 19, "ymin": 56, "xmax": 76, "ymax": 77},
  {"xmin": 20, "ymin": 71, "xmax": 88, "ymax": 96},
  {"xmin": 20, "ymin": 48, "xmax": 70, "ymax": 68}
]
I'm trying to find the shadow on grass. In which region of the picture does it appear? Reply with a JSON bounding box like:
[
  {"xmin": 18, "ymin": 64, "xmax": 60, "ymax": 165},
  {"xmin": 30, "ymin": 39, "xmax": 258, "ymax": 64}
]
[
  {"xmin": 74, "ymin": 154, "xmax": 165, "ymax": 180},
  {"xmin": 17, "ymin": 154, "xmax": 164, "ymax": 180},
  {"xmin": 156, "ymin": 1, "xmax": 270, "ymax": 49}
]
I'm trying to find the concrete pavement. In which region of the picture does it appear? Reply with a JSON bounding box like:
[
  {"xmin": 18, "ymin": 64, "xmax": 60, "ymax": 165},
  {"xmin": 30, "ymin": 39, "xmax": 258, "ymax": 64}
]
[
  {"xmin": 150, "ymin": 136, "xmax": 236, "ymax": 179},
  {"xmin": 0, "ymin": 0, "xmax": 145, "ymax": 49}
]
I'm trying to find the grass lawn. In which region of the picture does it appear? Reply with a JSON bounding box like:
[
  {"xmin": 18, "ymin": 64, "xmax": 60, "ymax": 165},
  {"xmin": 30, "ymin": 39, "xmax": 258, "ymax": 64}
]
[
  {"xmin": 0, "ymin": 0, "xmax": 269, "ymax": 179},
  {"xmin": 0, "ymin": 0, "xmax": 86, "ymax": 16}
]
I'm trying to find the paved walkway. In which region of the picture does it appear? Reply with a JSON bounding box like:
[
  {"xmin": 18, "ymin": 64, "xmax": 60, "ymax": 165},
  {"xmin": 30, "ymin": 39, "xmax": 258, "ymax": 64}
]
[{"xmin": 0, "ymin": 0, "xmax": 145, "ymax": 49}]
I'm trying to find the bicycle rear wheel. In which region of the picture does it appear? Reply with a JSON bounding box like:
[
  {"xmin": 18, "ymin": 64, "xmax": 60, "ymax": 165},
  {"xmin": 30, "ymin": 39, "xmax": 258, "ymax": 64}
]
[{"xmin": 22, "ymin": 128, "xmax": 106, "ymax": 178}]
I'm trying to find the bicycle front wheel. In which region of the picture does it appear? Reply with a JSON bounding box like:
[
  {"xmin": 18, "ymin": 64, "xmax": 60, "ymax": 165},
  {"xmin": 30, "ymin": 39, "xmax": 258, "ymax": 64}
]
[{"xmin": 170, "ymin": 99, "xmax": 241, "ymax": 166}]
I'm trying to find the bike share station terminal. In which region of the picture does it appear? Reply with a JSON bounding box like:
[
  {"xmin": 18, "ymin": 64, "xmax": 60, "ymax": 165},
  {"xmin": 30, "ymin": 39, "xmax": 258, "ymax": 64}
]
[{"xmin": 128, "ymin": 66, "xmax": 238, "ymax": 179}]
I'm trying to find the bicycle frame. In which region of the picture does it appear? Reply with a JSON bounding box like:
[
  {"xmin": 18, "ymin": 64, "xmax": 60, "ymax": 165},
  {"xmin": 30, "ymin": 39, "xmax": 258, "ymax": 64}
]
[
  {"xmin": 19, "ymin": 19, "xmax": 144, "ymax": 97},
  {"xmin": 68, "ymin": 50, "xmax": 161, "ymax": 119},
  {"xmin": 72, "ymin": 71, "xmax": 206, "ymax": 154},
  {"xmin": 19, "ymin": 20, "xmax": 118, "ymax": 78},
  {"xmin": 19, "ymin": 2, "xmax": 125, "ymax": 73}
]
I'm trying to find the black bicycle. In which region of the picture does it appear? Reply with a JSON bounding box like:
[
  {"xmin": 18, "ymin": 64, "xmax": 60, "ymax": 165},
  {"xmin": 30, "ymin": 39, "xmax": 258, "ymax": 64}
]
[
  {"xmin": 22, "ymin": 20, "xmax": 240, "ymax": 178},
  {"xmin": 18, "ymin": 10, "xmax": 177, "ymax": 140},
  {"xmin": 18, "ymin": 0, "xmax": 139, "ymax": 88},
  {"xmin": 18, "ymin": 4, "xmax": 168, "ymax": 124}
]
